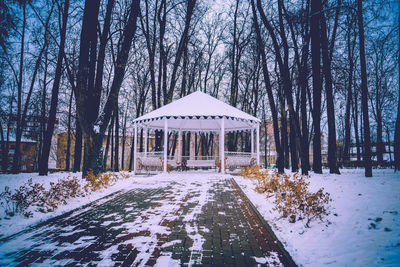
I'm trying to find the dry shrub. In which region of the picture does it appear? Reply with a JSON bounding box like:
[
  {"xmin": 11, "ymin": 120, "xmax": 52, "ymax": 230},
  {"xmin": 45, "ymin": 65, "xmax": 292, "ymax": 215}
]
[
  {"xmin": 38, "ymin": 177, "xmax": 84, "ymax": 212},
  {"xmin": 239, "ymin": 165, "xmax": 262, "ymax": 179},
  {"xmin": 0, "ymin": 171, "xmax": 131, "ymax": 218},
  {"xmin": 83, "ymin": 170, "xmax": 119, "ymax": 192},
  {"xmin": 240, "ymin": 167, "xmax": 331, "ymax": 227},
  {"xmin": 119, "ymin": 171, "xmax": 130, "ymax": 180},
  {"xmin": 0, "ymin": 179, "xmax": 45, "ymax": 217}
]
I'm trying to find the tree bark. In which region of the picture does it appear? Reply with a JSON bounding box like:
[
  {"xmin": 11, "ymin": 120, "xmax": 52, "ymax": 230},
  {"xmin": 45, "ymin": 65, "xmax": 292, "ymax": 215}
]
[{"xmin": 356, "ymin": 0, "xmax": 372, "ymax": 177}]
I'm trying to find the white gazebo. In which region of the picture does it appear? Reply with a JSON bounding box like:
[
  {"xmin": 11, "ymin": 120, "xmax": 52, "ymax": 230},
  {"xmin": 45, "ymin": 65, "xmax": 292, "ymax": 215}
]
[{"xmin": 132, "ymin": 91, "xmax": 261, "ymax": 173}]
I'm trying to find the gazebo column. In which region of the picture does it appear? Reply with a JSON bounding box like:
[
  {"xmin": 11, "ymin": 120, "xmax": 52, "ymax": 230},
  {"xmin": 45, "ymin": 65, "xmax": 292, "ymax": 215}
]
[
  {"xmin": 178, "ymin": 130, "xmax": 182, "ymax": 163},
  {"xmin": 144, "ymin": 127, "xmax": 148, "ymax": 156},
  {"xmin": 256, "ymin": 123, "xmax": 260, "ymax": 166},
  {"xmin": 133, "ymin": 123, "xmax": 138, "ymax": 174},
  {"xmin": 251, "ymin": 127, "xmax": 254, "ymax": 155},
  {"xmin": 220, "ymin": 118, "xmax": 225, "ymax": 174},
  {"xmin": 163, "ymin": 119, "xmax": 168, "ymax": 173}
]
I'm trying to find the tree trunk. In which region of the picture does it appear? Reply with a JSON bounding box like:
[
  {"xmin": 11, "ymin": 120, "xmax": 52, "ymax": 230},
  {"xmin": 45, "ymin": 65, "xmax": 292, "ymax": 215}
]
[
  {"xmin": 66, "ymin": 89, "xmax": 73, "ymax": 170},
  {"xmin": 73, "ymin": 117, "xmax": 82, "ymax": 172},
  {"xmin": 2, "ymin": 98, "xmax": 13, "ymax": 172},
  {"xmin": 91, "ymin": 0, "xmax": 115, "ymax": 124},
  {"xmin": 320, "ymin": 8, "xmax": 340, "ymax": 174},
  {"xmin": 251, "ymin": 0, "xmax": 284, "ymax": 173},
  {"xmin": 11, "ymin": 3, "xmax": 26, "ymax": 173},
  {"xmin": 114, "ymin": 104, "xmax": 119, "ymax": 172},
  {"xmin": 376, "ymin": 109, "xmax": 384, "ymax": 165},
  {"xmin": 129, "ymin": 134, "xmax": 135, "ymax": 171},
  {"xmin": 343, "ymin": 20, "xmax": 354, "ymax": 163},
  {"xmin": 38, "ymin": 0, "xmax": 69, "ymax": 175},
  {"xmin": 289, "ymin": 120, "xmax": 298, "ymax": 172},
  {"xmin": 311, "ymin": 0, "xmax": 323, "ymax": 173},
  {"xmin": 352, "ymin": 85, "xmax": 361, "ymax": 162},
  {"xmin": 386, "ymin": 127, "xmax": 392, "ymax": 163},
  {"xmin": 76, "ymin": 0, "xmax": 140, "ymax": 177},
  {"xmin": 103, "ymin": 120, "xmax": 112, "ymax": 170},
  {"xmin": 257, "ymin": 0, "xmax": 301, "ymax": 172},
  {"xmin": 0, "ymin": 121, "xmax": 6, "ymax": 171},
  {"xmin": 394, "ymin": 0, "xmax": 400, "ymax": 171},
  {"xmin": 357, "ymin": 0, "xmax": 372, "ymax": 177},
  {"xmin": 279, "ymin": 90, "xmax": 289, "ymax": 169},
  {"xmin": 140, "ymin": 0, "xmax": 158, "ymax": 110},
  {"xmin": 110, "ymin": 113, "xmax": 114, "ymax": 169},
  {"xmin": 121, "ymin": 109, "xmax": 127, "ymax": 170},
  {"xmin": 299, "ymin": 60, "xmax": 310, "ymax": 174}
]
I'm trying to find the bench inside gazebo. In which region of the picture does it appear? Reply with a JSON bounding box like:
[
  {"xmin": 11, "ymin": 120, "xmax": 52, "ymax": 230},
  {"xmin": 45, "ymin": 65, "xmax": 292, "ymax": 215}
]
[{"xmin": 132, "ymin": 91, "xmax": 260, "ymax": 174}]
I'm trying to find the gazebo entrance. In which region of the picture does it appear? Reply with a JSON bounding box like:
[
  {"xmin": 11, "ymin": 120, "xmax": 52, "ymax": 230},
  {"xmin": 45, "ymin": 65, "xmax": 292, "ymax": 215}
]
[{"xmin": 132, "ymin": 91, "xmax": 260, "ymax": 174}]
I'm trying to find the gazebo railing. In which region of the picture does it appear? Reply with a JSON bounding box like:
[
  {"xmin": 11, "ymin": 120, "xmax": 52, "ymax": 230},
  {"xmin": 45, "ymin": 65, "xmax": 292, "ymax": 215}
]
[
  {"xmin": 224, "ymin": 151, "xmax": 256, "ymax": 158},
  {"xmin": 137, "ymin": 151, "xmax": 162, "ymax": 158},
  {"xmin": 181, "ymin": 155, "xmax": 217, "ymax": 161},
  {"xmin": 136, "ymin": 151, "xmax": 174, "ymax": 160},
  {"xmin": 137, "ymin": 151, "xmax": 256, "ymax": 160}
]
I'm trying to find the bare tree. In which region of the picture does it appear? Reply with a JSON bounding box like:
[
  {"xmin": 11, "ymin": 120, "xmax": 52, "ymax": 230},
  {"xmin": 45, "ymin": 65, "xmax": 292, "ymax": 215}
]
[
  {"xmin": 356, "ymin": 0, "xmax": 372, "ymax": 177},
  {"xmin": 38, "ymin": 0, "xmax": 70, "ymax": 175},
  {"xmin": 311, "ymin": 0, "xmax": 323, "ymax": 173},
  {"xmin": 343, "ymin": 11, "xmax": 356, "ymax": 163},
  {"xmin": 250, "ymin": 0, "xmax": 284, "ymax": 173},
  {"xmin": 75, "ymin": 0, "xmax": 141, "ymax": 177},
  {"xmin": 320, "ymin": 0, "xmax": 340, "ymax": 174}
]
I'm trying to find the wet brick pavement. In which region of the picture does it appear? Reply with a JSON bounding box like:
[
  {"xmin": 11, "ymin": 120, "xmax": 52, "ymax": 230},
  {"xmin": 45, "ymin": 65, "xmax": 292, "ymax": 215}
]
[{"xmin": 0, "ymin": 176, "xmax": 296, "ymax": 266}]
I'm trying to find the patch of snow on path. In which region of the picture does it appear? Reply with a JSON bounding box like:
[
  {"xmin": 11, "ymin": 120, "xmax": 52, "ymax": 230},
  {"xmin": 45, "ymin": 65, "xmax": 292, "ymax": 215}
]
[
  {"xmin": 182, "ymin": 179, "xmax": 214, "ymax": 266},
  {"xmin": 234, "ymin": 168, "xmax": 400, "ymax": 266}
]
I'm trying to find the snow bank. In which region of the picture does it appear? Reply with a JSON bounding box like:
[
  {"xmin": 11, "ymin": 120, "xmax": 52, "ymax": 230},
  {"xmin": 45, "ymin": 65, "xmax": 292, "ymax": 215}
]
[
  {"xmin": 234, "ymin": 168, "xmax": 400, "ymax": 266},
  {"xmin": 0, "ymin": 171, "xmax": 137, "ymax": 238}
]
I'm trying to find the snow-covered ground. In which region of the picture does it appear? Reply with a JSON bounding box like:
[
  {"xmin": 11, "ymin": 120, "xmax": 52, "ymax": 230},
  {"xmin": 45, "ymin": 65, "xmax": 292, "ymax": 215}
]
[
  {"xmin": 1, "ymin": 169, "xmax": 399, "ymax": 266},
  {"xmin": 234, "ymin": 168, "xmax": 400, "ymax": 266}
]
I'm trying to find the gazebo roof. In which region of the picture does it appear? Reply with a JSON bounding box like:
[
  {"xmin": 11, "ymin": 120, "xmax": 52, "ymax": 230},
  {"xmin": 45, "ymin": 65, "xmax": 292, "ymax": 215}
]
[{"xmin": 133, "ymin": 91, "xmax": 260, "ymax": 131}]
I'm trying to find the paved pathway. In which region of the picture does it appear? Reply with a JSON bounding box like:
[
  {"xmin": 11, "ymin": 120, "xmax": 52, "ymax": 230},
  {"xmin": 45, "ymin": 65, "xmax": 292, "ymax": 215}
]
[{"xmin": 0, "ymin": 174, "xmax": 296, "ymax": 266}]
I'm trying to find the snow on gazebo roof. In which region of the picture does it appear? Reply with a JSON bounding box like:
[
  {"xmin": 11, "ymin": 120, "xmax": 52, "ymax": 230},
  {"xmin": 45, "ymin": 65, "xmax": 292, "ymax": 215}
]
[{"xmin": 133, "ymin": 91, "xmax": 260, "ymax": 131}]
